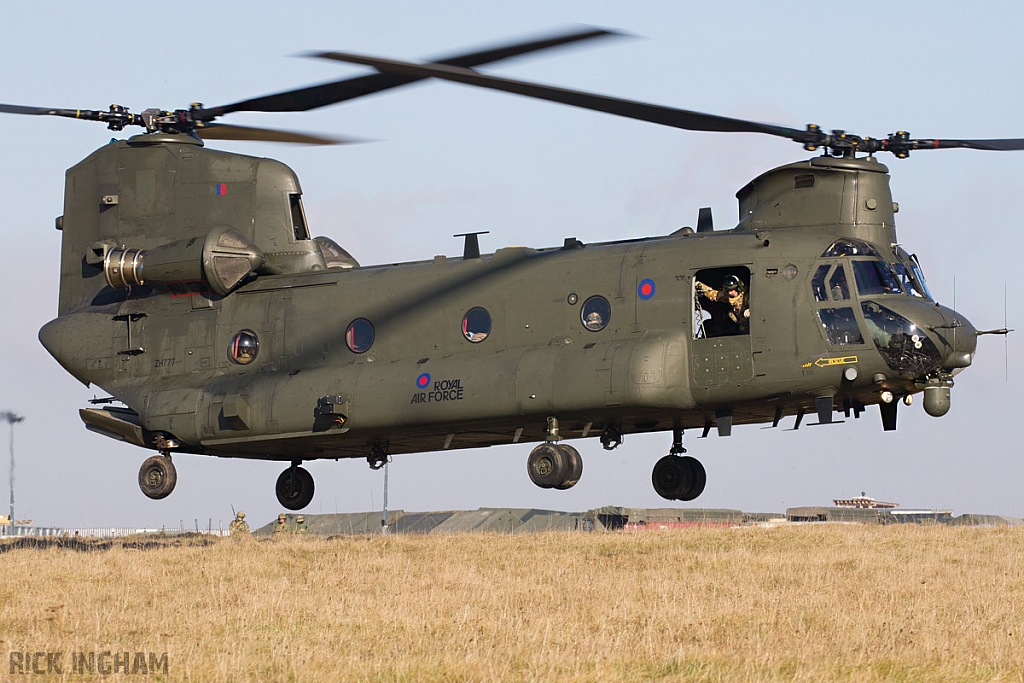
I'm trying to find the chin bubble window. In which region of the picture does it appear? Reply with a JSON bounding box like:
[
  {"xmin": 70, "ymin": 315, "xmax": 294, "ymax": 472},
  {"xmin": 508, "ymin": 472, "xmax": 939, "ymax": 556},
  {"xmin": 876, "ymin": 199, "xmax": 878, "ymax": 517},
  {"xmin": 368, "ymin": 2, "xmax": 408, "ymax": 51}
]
[
  {"xmin": 462, "ymin": 307, "xmax": 492, "ymax": 342},
  {"xmin": 345, "ymin": 318, "xmax": 375, "ymax": 354},
  {"xmin": 581, "ymin": 296, "xmax": 611, "ymax": 332},
  {"xmin": 229, "ymin": 330, "xmax": 259, "ymax": 364}
]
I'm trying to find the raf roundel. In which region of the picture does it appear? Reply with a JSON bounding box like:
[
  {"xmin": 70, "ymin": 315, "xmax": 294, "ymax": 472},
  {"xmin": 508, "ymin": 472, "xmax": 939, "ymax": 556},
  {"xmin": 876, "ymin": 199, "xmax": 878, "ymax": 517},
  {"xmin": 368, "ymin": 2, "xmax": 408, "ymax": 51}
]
[
  {"xmin": 638, "ymin": 278, "xmax": 656, "ymax": 300},
  {"xmin": 416, "ymin": 373, "xmax": 431, "ymax": 389}
]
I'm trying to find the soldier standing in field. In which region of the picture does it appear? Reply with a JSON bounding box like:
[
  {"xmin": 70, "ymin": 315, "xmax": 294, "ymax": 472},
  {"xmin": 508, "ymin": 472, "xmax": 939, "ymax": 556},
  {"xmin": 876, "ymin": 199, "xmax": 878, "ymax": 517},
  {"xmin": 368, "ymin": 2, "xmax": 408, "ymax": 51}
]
[
  {"xmin": 295, "ymin": 515, "xmax": 309, "ymax": 534},
  {"xmin": 229, "ymin": 510, "xmax": 250, "ymax": 536},
  {"xmin": 273, "ymin": 513, "xmax": 290, "ymax": 534}
]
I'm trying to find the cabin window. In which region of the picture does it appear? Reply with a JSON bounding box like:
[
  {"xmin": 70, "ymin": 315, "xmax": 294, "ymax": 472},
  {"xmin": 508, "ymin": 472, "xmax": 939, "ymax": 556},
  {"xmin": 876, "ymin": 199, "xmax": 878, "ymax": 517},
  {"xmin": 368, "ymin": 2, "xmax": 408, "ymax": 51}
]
[
  {"xmin": 817, "ymin": 308, "xmax": 864, "ymax": 345},
  {"xmin": 228, "ymin": 330, "xmax": 259, "ymax": 364},
  {"xmin": 852, "ymin": 260, "xmax": 903, "ymax": 296},
  {"xmin": 462, "ymin": 307, "xmax": 492, "ymax": 342},
  {"xmin": 345, "ymin": 318, "xmax": 375, "ymax": 354},
  {"xmin": 289, "ymin": 194, "xmax": 310, "ymax": 241},
  {"xmin": 693, "ymin": 267, "xmax": 750, "ymax": 338},
  {"xmin": 581, "ymin": 296, "xmax": 611, "ymax": 331}
]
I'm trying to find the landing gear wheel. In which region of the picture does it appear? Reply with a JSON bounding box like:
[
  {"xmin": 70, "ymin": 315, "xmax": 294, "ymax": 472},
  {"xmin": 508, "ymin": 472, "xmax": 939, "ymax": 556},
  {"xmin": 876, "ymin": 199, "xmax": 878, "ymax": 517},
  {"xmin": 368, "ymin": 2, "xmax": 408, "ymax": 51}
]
[
  {"xmin": 652, "ymin": 455, "xmax": 690, "ymax": 500},
  {"xmin": 138, "ymin": 455, "xmax": 177, "ymax": 500},
  {"xmin": 676, "ymin": 456, "xmax": 706, "ymax": 501},
  {"xmin": 276, "ymin": 466, "xmax": 315, "ymax": 510},
  {"xmin": 554, "ymin": 444, "xmax": 583, "ymax": 490},
  {"xmin": 527, "ymin": 443, "xmax": 569, "ymax": 489},
  {"xmin": 652, "ymin": 455, "xmax": 706, "ymax": 501}
]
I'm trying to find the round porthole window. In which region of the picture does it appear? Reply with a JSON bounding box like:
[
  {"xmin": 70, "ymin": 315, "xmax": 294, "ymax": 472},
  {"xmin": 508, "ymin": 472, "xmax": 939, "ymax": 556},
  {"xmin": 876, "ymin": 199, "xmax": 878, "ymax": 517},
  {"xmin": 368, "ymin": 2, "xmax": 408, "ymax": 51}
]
[
  {"xmin": 581, "ymin": 296, "xmax": 611, "ymax": 331},
  {"xmin": 462, "ymin": 307, "xmax": 492, "ymax": 342},
  {"xmin": 345, "ymin": 318, "xmax": 375, "ymax": 354},
  {"xmin": 228, "ymin": 330, "xmax": 259, "ymax": 364}
]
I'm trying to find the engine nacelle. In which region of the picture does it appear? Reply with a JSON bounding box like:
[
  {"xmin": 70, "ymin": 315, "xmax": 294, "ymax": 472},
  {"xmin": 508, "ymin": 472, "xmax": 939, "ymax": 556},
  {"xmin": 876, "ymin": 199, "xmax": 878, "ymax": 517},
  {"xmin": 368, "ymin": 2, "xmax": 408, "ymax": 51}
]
[{"xmin": 98, "ymin": 227, "xmax": 264, "ymax": 296}]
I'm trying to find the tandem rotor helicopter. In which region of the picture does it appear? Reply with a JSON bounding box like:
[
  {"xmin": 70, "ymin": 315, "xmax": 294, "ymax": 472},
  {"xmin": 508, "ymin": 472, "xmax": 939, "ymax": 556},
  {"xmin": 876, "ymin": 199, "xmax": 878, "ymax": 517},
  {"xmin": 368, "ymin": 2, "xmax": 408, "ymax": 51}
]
[{"xmin": 3, "ymin": 27, "xmax": 1014, "ymax": 510}]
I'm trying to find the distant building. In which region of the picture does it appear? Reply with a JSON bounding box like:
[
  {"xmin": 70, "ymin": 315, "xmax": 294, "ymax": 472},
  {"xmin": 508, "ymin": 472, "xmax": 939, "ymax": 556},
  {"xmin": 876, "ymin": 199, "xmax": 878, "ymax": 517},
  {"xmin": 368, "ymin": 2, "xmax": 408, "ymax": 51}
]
[{"xmin": 833, "ymin": 493, "xmax": 898, "ymax": 509}]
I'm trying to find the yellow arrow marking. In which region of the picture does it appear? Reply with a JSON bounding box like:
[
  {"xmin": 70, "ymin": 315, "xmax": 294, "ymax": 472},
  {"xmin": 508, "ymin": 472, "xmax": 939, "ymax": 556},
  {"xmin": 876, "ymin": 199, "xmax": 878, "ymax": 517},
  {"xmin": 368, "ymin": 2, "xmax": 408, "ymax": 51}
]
[{"xmin": 813, "ymin": 356, "xmax": 858, "ymax": 368}]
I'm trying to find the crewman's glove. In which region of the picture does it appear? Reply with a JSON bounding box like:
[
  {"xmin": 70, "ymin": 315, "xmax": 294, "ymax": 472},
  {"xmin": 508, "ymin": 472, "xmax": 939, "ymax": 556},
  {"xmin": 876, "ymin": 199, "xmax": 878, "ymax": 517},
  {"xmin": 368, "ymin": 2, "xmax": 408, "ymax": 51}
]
[{"xmin": 743, "ymin": 309, "xmax": 750, "ymax": 318}]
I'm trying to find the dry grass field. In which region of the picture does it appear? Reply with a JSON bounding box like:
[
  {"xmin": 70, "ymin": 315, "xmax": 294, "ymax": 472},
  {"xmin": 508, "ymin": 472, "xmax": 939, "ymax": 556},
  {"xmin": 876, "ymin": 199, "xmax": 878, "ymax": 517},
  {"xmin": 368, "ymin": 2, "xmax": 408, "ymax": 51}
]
[{"xmin": 1, "ymin": 525, "xmax": 1023, "ymax": 682}]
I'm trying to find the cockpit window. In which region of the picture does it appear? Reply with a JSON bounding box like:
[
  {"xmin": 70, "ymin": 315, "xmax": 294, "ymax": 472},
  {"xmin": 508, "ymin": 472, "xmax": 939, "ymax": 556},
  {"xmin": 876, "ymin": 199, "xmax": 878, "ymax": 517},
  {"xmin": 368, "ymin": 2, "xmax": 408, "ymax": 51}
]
[
  {"xmin": 811, "ymin": 265, "xmax": 830, "ymax": 302},
  {"xmin": 893, "ymin": 262, "xmax": 922, "ymax": 297},
  {"xmin": 908, "ymin": 256, "xmax": 933, "ymax": 299},
  {"xmin": 289, "ymin": 194, "xmax": 309, "ymax": 241},
  {"xmin": 862, "ymin": 301, "xmax": 941, "ymax": 378},
  {"xmin": 818, "ymin": 308, "xmax": 864, "ymax": 345},
  {"xmin": 822, "ymin": 238, "xmax": 881, "ymax": 258},
  {"xmin": 828, "ymin": 264, "xmax": 851, "ymax": 301},
  {"xmin": 852, "ymin": 260, "xmax": 903, "ymax": 296},
  {"xmin": 893, "ymin": 249, "xmax": 933, "ymax": 299}
]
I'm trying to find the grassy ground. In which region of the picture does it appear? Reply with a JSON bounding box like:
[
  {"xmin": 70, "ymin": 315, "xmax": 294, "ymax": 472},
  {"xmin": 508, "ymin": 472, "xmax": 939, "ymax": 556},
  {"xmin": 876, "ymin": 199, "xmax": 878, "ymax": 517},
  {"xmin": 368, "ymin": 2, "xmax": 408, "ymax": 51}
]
[{"xmin": 1, "ymin": 525, "xmax": 1023, "ymax": 682}]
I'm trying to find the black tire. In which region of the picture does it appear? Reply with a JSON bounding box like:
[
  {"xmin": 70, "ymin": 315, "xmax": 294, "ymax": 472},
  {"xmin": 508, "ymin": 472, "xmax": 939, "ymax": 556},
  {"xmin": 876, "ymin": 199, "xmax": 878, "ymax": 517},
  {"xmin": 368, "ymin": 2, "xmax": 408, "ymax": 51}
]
[
  {"xmin": 652, "ymin": 455, "xmax": 690, "ymax": 500},
  {"xmin": 677, "ymin": 456, "xmax": 707, "ymax": 501},
  {"xmin": 554, "ymin": 443, "xmax": 584, "ymax": 490},
  {"xmin": 276, "ymin": 466, "xmax": 315, "ymax": 510},
  {"xmin": 527, "ymin": 443, "xmax": 568, "ymax": 489},
  {"xmin": 138, "ymin": 455, "xmax": 177, "ymax": 500}
]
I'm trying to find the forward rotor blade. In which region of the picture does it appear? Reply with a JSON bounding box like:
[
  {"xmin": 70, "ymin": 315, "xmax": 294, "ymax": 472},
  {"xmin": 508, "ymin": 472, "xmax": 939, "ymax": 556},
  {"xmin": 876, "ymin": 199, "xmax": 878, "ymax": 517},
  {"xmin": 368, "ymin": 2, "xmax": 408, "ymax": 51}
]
[
  {"xmin": 195, "ymin": 122, "xmax": 358, "ymax": 145},
  {"xmin": 0, "ymin": 103, "xmax": 104, "ymax": 120},
  {"xmin": 200, "ymin": 27, "xmax": 620, "ymax": 120},
  {"xmin": 320, "ymin": 53, "xmax": 813, "ymax": 142}
]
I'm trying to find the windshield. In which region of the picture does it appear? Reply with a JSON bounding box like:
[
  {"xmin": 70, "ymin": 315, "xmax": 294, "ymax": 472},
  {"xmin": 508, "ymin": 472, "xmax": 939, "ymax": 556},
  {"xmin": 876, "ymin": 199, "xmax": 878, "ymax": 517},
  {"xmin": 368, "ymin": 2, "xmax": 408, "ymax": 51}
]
[
  {"xmin": 893, "ymin": 249, "xmax": 933, "ymax": 299},
  {"xmin": 852, "ymin": 259, "xmax": 903, "ymax": 296}
]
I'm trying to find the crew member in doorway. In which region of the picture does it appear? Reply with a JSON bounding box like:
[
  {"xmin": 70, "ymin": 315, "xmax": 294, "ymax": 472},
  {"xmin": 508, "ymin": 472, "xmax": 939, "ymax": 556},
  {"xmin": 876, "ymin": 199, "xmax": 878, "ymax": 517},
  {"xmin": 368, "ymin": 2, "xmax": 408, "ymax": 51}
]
[{"xmin": 695, "ymin": 274, "xmax": 750, "ymax": 335}]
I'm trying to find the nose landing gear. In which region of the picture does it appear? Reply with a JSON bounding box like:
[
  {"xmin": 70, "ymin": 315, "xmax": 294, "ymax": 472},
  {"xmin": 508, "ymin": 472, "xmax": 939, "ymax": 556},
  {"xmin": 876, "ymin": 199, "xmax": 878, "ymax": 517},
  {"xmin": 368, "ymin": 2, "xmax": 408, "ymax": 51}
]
[{"xmin": 276, "ymin": 461, "xmax": 315, "ymax": 510}]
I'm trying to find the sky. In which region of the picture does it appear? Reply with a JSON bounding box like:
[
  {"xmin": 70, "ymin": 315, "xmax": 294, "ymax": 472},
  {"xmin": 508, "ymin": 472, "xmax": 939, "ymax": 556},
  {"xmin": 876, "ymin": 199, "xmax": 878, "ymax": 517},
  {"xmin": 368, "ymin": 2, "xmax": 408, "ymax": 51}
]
[{"xmin": 1, "ymin": 1, "xmax": 1022, "ymax": 529}]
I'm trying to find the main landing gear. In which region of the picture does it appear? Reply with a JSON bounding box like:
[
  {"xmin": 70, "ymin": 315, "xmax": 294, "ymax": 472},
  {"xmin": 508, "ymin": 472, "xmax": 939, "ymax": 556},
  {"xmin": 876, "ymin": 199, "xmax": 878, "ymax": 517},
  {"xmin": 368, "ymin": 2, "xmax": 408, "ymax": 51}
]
[
  {"xmin": 527, "ymin": 417, "xmax": 583, "ymax": 490},
  {"xmin": 138, "ymin": 434, "xmax": 180, "ymax": 500},
  {"xmin": 651, "ymin": 427, "xmax": 706, "ymax": 501},
  {"xmin": 138, "ymin": 454, "xmax": 177, "ymax": 500},
  {"xmin": 276, "ymin": 461, "xmax": 315, "ymax": 510},
  {"xmin": 527, "ymin": 442, "xmax": 583, "ymax": 490}
]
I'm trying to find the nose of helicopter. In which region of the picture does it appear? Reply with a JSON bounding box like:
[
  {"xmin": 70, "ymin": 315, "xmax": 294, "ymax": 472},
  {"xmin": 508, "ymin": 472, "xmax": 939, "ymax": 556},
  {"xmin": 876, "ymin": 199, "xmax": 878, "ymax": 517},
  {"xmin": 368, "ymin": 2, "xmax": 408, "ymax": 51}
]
[{"xmin": 935, "ymin": 309, "xmax": 978, "ymax": 372}]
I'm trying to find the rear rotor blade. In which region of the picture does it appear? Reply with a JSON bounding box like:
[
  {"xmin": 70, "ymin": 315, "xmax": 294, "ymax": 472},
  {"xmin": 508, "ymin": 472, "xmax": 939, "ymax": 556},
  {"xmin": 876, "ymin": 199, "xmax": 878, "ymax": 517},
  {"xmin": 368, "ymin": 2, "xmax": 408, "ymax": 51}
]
[
  {"xmin": 318, "ymin": 53, "xmax": 813, "ymax": 142},
  {"xmin": 199, "ymin": 27, "xmax": 620, "ymax": 120},
  {"xmin": 195, "ymin": 122, "xmax": 359, "ymax": 145},
  {"xmin": 913, "ymin": 138, "xmax": 1024, "ymax": 151}
]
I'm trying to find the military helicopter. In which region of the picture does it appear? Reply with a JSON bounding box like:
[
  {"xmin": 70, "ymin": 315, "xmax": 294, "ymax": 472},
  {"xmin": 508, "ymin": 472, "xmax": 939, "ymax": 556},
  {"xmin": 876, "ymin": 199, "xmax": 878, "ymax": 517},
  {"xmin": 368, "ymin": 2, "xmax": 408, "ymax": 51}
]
[{"xmin": 3, "ymin": 28, "xmax": 1014, "ymax": 510}]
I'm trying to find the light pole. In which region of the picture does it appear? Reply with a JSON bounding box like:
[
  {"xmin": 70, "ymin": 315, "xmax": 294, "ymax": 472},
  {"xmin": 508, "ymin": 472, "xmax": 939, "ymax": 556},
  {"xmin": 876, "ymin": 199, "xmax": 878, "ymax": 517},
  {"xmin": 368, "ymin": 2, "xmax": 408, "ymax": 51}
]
[{"xmin": 1, "ymin": 411, "xmax": 24, "ymax": 536}]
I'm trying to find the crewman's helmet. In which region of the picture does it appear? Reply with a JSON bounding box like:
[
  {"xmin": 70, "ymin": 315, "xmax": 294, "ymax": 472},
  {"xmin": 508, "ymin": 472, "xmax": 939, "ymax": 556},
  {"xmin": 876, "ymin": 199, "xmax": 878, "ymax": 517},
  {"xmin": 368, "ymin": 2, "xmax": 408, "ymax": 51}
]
[
  {"xmin": 237, "ymin": 511, "xmax": 245, "ymax": 519},
  {"xmin": 722, "ymin": 275, "xmax": 744, "ymax": 293},
  {"xmin": 296, "ymin": 516, "xmax": 305, "ymax": 524},
  {"xmin": 278, "ymin": 513, "xmax": 287, "ymax": 521}
]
